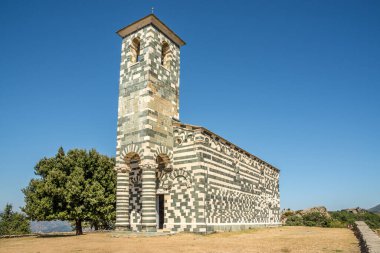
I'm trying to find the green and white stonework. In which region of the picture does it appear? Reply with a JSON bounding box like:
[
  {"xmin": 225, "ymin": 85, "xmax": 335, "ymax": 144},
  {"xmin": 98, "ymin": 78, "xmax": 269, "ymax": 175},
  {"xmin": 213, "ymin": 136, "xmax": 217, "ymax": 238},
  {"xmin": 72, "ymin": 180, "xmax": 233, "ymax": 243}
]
[{"xmin": 114, "ymin": 15, "xmax": 280, "ymax": 233}]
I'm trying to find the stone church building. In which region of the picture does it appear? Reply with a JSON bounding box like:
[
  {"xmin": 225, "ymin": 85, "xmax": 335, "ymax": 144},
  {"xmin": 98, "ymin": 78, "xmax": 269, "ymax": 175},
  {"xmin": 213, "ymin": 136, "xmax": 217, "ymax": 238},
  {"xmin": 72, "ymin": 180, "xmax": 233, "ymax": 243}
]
[{"xmin": 114, "ymin": 14, "xmax": 280, "ymax": 233}]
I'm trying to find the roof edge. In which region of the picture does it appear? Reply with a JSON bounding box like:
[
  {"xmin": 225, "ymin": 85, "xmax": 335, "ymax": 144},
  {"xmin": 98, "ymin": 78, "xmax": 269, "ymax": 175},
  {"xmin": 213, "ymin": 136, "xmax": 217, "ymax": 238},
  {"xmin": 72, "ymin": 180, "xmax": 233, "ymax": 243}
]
[
  {"xmin": 173, "ymin": 121, "xmax": 280, "ymax": 172},
  {"xmin": 116, "ymin": 14, "xmax": 186, "ymax": 47}
]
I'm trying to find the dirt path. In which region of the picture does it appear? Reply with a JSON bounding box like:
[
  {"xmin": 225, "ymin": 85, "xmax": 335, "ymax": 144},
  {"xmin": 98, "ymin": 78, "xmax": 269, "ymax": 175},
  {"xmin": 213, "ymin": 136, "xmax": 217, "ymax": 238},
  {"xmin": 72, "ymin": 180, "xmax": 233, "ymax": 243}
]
[{"xmin": 0, "ymin": 226, "xmax": 359, "ymax": 253}]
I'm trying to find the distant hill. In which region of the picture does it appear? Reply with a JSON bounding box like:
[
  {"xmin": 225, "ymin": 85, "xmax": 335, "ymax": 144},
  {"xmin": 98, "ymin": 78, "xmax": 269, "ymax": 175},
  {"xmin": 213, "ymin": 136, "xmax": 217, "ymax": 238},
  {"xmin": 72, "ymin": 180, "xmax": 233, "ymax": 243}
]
[
  {"xmin": 368, "ymin": 204, "xmax": 380, "ymax": 213},
  {"xmin": 30, "ymin": 221, "xmax": 72, "ymax": 233}
]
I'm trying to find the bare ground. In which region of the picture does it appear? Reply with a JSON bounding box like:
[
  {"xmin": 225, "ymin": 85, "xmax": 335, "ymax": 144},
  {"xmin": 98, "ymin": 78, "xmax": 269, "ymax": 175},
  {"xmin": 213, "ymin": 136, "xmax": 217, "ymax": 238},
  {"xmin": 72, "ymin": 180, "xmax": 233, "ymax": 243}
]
[{"xmin": 0, "ymin": 226, "xmax": 359, "ymax": 253}]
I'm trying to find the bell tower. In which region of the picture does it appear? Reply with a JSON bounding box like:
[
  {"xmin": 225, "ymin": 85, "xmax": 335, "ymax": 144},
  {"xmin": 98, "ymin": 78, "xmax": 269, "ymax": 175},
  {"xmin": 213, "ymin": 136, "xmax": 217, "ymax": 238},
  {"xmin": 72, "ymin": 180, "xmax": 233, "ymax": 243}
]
[{"xmin": 114, "ymin": 14, "xmax": 185, "ymax": 231}]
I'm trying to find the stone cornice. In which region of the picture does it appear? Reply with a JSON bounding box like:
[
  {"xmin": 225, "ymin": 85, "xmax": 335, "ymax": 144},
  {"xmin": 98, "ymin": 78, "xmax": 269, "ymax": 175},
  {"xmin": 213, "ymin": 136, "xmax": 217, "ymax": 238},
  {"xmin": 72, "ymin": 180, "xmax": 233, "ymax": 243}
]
[
  {"xmin": 173, "ymin": 121, "xmax": 280, "ymax": 172},
  {"xmin": 116, "ymin": 14, "xmax": 186, "ymax": 47},
  {"xmin": 115, "ymin": 164, "xmax": 130, "ymax": 173},
  {"xmin": 139, "ymin": 162, "xmax": 157, "ymax": 170}
]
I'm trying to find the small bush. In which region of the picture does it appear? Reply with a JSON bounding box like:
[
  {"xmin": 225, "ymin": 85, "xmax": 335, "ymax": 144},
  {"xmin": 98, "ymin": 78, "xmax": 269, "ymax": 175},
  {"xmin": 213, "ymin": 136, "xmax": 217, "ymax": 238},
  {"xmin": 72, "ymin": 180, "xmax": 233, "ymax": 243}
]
[
  {"xmin": 328, "ymin": 220, "xmax": 347, "ymax": 228},
  {"xmin": 330, "ymin": 210, "xmax": 380, "ymax": 229},
  {"xmin": 303, "ymin": 212, "xmax": 331, "ymax": 227},
  {"xmin": 282, "ymin": 211, "xmax": 295, "ymax": 217},
  {"xmin": 285, "ymin": 215, "xmax": 304, "ymax": 226},
  {"xmin": 285, "ymin": 209, "xmax": 380, "ymax": 229},
  {"xmin": 0, "ymin": 204, "xmax": 30, "ymax": 235}
]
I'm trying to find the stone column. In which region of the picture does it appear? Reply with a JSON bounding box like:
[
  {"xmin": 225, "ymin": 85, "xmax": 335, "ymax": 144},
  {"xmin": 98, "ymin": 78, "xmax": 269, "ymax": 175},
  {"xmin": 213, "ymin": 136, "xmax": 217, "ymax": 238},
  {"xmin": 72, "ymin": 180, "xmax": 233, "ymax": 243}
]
[
  {"xmin": 115, "ymin": 167, "xmax": 130, "ymax": 230},
  {"xmin": 140, "ymin": 162, "xmax": 157, "ymax": 232}
]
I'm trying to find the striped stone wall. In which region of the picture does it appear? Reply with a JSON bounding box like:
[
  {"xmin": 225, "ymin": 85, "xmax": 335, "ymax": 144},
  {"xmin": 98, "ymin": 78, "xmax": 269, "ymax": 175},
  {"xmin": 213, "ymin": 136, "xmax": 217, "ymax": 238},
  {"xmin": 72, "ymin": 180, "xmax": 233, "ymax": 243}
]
[
  {"xmin": 115, "ymin": 24, "xmax": 180, "ymax": 166},
  {"xmin": 115, "ymin": 23, "xmax": 181, "ymax": 231},
  {"xmin": 167, "ymin": 124, "xmax": 280, "ymax": 232},
  {"xmin": 129, "ymin": 163, "xmax": 142, "ymax": 231},
  {"xmin": 162, "ymin": 126, "xmax": 206, "ymax": 232}
]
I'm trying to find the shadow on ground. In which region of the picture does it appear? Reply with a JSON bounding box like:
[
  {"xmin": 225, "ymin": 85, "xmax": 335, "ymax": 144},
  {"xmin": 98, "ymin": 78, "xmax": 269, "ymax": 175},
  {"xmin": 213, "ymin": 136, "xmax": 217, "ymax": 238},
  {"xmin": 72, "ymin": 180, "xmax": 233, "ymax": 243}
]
[{"xmin": 37, "ymin": 233, "xmax": 78, "ymax": 238}]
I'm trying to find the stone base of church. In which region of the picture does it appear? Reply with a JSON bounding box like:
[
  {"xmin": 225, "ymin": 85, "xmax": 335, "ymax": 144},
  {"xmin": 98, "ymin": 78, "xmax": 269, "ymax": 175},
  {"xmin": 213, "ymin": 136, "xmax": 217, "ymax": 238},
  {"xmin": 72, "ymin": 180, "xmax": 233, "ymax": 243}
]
[
  {"xmin": 205, "ymin": 223, "xmax": 282, "ymax": 233},
  {"xmin": 163, "ymin": 222, "xmax": 282, "ymax": 233},
  {"xmin": 115, "ymin": 225, "xmax": 130, "ymax": 231},
  {"xmin": 118, "ymin": 225, "xmax": 157, "ymax": 232},
  {"xmin": 141, "ymin": 225, "xmax": 157, "ymax": 232}
]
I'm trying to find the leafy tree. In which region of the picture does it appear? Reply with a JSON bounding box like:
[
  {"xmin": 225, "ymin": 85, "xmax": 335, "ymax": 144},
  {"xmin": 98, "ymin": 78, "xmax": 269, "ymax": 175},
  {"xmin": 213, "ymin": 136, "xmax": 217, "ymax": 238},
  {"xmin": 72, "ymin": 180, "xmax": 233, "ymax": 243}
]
[
  {"xmin": 0, "ymin": 204, "xmax": 31, "ymax": 235},
  {"xmin": 22, "ymin": 148, "xmax": 116, "ymax": 235}
]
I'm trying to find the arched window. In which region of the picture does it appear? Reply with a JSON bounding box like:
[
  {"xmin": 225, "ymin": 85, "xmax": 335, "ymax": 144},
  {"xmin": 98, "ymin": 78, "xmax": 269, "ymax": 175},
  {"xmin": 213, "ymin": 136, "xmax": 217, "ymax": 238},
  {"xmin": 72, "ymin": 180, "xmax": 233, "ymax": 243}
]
[
  {"xmin": 161, "ymin": 42, "xmax": 170, "ymax": 69},
  {"xmin": 131, "ymin": 38, "xmax": 141, "ymax": 63}
]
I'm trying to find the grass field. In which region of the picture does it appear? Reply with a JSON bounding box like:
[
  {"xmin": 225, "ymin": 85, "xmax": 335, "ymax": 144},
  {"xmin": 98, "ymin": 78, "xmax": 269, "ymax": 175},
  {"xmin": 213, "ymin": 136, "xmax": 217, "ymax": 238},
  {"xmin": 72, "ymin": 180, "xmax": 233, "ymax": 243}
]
[{"xmin": 0, "ymin": 226, "xmax": 359, "ymax": 253}]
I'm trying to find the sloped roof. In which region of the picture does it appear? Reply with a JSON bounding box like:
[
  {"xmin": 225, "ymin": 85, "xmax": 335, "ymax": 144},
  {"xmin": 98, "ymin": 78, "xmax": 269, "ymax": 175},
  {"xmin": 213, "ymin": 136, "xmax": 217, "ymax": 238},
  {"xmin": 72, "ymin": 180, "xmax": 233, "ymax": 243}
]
[
  {"xmin": 173, "ymin": 121, "xmax": 279, "ymax": 172},
  {"xmin": 116, "ymin": 14, "xmax": 186, "ymax": 47}
]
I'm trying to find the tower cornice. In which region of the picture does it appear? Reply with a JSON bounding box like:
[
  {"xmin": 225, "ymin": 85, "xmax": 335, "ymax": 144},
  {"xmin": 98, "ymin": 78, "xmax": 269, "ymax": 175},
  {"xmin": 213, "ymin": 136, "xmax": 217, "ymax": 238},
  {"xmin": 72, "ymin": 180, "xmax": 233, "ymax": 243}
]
[{"xmin": 116, "ymin": 14, "xmax": 186, "ymax": 47}]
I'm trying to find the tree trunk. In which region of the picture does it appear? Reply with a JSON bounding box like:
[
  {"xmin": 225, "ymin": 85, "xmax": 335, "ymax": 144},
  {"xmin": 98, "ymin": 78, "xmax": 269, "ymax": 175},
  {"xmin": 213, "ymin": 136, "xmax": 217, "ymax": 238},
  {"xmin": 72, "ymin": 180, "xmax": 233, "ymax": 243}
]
[
  {"xmin": 94, "ymin": 223, "xmax": 99, "ymax": 231},
  {"xmin": 75, "ymin": 220, "xmax": 83, "ymax": 235}
]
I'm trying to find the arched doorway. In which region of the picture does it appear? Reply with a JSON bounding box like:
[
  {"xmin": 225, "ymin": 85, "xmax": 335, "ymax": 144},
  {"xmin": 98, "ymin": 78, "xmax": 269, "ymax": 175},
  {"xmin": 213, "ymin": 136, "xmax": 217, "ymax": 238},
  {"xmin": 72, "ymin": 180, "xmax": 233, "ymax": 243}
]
[{"xmin": 155, "ymin": 154, "xmax": 170, "ymax": 230}]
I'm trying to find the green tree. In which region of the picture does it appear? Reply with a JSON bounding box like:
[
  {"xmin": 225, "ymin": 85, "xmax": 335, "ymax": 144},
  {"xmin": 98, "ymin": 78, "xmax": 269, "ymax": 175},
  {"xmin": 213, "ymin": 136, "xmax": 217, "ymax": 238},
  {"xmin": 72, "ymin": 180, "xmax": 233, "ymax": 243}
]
[
  {"xmin": 22, "ymin": 148, "xmax": 116, "ymax": 235},
  {"xmin": 0, "ymin": 204, "xmax": 31, "ymax": 235}
]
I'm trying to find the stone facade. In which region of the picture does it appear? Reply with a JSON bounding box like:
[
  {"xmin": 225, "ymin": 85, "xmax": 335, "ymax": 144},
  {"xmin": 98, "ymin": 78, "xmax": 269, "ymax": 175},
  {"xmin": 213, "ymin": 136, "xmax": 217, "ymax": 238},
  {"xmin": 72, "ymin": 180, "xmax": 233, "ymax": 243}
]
[{"xmin": 114, "ymin": 14, "xmax": 280, "ymax": 233}]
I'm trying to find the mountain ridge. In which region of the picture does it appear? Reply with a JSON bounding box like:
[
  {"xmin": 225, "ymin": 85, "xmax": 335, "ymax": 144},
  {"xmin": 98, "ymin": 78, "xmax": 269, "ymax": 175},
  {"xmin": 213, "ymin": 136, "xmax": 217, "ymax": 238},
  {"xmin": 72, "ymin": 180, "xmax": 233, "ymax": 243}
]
[
  {"xmin": 368, "ymin": 204, "xmax": 380, "ymax": 213},
  {"xmin": 30, "ymin": 221, "xmax": 72, "ymax": 233}
]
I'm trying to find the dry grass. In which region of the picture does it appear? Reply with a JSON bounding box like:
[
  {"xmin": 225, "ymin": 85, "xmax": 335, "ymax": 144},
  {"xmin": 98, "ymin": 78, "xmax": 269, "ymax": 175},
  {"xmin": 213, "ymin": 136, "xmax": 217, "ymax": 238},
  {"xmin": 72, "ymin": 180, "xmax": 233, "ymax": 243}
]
[{"xmin": 0, "ymin": 226, "xmax": 359, "ymax": 253}]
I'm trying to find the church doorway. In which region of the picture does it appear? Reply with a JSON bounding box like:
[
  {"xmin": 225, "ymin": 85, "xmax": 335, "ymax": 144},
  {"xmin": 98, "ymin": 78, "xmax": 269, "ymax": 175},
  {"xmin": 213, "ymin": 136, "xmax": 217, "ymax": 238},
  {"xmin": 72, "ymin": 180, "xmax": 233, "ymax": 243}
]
[{"xmin": 156, "ymin": 194, "xmax": 165, "ymax": 229}]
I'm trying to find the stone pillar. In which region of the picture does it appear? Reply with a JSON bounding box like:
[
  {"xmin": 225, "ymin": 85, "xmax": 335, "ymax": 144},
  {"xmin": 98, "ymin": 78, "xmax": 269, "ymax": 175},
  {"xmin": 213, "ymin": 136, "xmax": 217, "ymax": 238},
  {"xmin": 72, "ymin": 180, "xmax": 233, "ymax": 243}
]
[
  {"xmin": 140, "ymin": 162, "xmax": 157, "ymax": 232},
  {"xmin": 115, "ymin": 168, "xmax": 130, "ymax": 230}
]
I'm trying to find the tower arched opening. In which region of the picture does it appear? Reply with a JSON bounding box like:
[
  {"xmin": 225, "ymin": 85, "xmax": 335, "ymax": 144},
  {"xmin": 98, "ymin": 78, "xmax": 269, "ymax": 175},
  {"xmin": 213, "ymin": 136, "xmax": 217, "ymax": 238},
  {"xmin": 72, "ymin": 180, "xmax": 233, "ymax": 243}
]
[
  {"xmin": 161, "ymin": 41, "xmax": 171, "ymax": 69},
  {"xmin": 131, "ymin": 38, "xmax": 141, "ymax": 63}
]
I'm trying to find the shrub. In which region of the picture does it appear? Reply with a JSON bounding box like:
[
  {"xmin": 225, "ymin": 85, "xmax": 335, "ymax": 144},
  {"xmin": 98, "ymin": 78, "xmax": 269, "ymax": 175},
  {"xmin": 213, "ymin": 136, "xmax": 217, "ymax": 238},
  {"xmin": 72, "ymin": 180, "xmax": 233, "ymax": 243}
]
[
  {"xmin": 285, "ymin": 209, "xmax": 380, "ymax": 229},
  {"xmin": 282, "ymin": 211, "xmax": 295, "ymax": 217},
  {"xmin": 328, "ymin": 220, "xmax": 347, "ymax": 228},
  {"xmin": 359, "ymin": 212, "xmax": 380, "ymax": 229},
  {"xmin": 303, "ymin": 212, "xmax": 331, "ymax": 227},
  {"xmin": 285, "ymin": 215, "xmax": 304, "ymax": 226},
  {"xmin": 330, "ymin": 210, "xmax": 380, "ymax": 229},
  {"xmin": 0, "ymin": 204, "xmax": 31, "ymax": 235}
]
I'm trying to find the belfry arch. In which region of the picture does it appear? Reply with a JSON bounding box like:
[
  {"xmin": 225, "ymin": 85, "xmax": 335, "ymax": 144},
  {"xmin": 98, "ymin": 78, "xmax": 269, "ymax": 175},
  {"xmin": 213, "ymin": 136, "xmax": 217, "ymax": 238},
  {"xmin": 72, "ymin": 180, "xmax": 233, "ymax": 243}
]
[{"xmin": 130, "ymin": 37, "xmax": 141, "ymax": 63}]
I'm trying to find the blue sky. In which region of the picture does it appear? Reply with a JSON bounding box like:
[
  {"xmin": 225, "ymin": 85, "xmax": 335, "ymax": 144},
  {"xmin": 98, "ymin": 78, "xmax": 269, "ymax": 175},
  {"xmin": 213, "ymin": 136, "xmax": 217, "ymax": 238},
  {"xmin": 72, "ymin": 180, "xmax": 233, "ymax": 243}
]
[{"xmin": 0, "ymin": 0, "xmax": 379, "ymax": 212}]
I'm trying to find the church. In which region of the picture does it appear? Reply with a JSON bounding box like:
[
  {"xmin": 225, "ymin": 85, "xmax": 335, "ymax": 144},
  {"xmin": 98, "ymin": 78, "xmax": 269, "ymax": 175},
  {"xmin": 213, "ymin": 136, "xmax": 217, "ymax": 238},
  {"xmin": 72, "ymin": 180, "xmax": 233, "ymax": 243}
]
[{"xmin": 114, "ymin": 14, "xmax": 280, "ymax": 233}]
